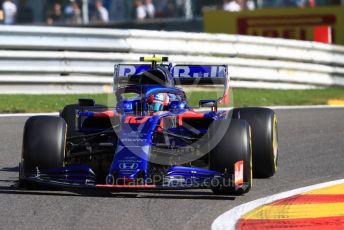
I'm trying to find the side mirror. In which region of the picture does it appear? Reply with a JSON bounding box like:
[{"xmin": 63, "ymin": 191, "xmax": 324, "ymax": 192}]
[{"xmin": 199, "ymin": 100, "xmax": 218, "ymax": 112}]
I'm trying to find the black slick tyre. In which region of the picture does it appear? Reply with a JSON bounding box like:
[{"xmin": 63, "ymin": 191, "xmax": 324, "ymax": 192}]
[
  {"xmin": 19, "ymin": 116, "xmax": 67, "ymax": 187},
  {"xmin": 232, "ymin": 107, "xmax": 278, "ymax": 178},
  {"xmin": 209, "ymin": 119, "xmax": 252, "ymax": 195},
  {"xmin": 60, "ymin": 104, "xmax": 106, "ymax": 138}
]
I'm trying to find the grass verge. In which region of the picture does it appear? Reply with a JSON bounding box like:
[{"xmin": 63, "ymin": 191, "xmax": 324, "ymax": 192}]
[{"xmin": 0, "ymin": 87, "xmax": 343, "ymax": 113}]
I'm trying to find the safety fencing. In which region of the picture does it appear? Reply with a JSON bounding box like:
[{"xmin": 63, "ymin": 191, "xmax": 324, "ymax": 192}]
[{"xmin": 0, "ymin": 25, "xmax": 343, "ymax": 93}]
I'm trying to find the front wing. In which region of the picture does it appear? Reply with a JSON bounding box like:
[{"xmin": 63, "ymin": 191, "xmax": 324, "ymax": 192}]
[{"xmin": 19, "ymin": 163, "xmax": 247, "ymax": 191}]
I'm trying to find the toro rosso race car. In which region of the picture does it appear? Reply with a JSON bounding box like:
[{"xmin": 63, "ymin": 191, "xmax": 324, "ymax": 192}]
[{"xmin": 19, "ymin": 57, "xmax": 278, "ymax": 195}]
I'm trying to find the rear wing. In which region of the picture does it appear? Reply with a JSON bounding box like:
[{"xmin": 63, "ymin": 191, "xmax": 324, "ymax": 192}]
[
  {"xmin": 114, "ymin": 64, "xmax": 154, "ymax": 85},
  {"xmin": 172, "ymin": 65, "xmax": 228, "ymax": 85},
  {"xmin": 114, "ymin": 64, "xmax": 229, "ymax": 86}
]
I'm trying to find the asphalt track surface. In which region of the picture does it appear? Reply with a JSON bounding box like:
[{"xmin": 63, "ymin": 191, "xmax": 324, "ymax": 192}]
[{"xmin": 0, "ymin": 108, "xmax": 343, "ymax": 230}]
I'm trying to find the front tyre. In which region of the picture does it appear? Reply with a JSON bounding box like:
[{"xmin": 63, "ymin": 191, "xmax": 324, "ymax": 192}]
[
  {"xmin": 209, "ymin": 119, "xmax": 252, "ymax": 195},
  {"xmin": 19, "ymin": 116, "xmax": 67, "ymax": 187}
]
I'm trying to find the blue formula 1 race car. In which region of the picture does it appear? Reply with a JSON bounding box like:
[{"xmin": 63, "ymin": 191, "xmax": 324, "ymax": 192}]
[{"xmin": 19, "ymin": 57, "xmax": 278, "ymax": 195}]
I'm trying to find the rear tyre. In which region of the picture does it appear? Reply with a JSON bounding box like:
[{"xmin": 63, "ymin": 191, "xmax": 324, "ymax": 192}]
[
  {"xmin": 209, "ymin": 119, "xmax": 252, "ymax": 195},
  {"xmin": 19, "ymin": 116, "xmax": 67, "ymax": 187},
  {"xmin": 232, "ymin": 107, "xmax": 278, "ymax": 178},
  {"xmin": 60, "ymin": 103, "xmax": 107, "ymax": 138}
]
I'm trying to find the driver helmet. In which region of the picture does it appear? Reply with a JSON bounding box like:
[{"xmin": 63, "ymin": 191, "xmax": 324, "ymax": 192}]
[{"xmin": 149, "ymin": 93, "xmax": 169, "ymax": 112}]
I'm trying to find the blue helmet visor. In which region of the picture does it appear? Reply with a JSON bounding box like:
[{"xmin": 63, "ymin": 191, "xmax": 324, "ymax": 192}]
[{"xmin": 152, "ymin": 103, "xmax": 163, "ymax": 112}]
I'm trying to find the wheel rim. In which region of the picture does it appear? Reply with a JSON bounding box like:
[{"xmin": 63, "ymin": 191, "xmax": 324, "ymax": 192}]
[
  {"xmin": 272, "ymin": 115, "xmax": 278, "ymax": 169},
  {"xmin": 249, "ymin": 126, "xmax": 253, "ymax": 184},
  {"xmin": 63, "ymin": 123, "xmax": 67, "ymax": 167}
]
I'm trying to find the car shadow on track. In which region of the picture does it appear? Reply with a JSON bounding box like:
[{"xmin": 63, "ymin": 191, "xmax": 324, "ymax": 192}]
[
  {"xmin": 0, "ymin": 184, "xmax": 236, "ymax": 201},
  {"xmin": 0, "ymin": 166, "xmax": 19, "ymax": 172}
]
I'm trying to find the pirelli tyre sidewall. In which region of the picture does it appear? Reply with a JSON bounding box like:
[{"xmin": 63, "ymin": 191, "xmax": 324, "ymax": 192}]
[
  {"xmin": 232, "ymin": 107, "xmax": 278, "ymax": 178},
  {"xmin": 209, "ymin": 119, "xmax": 252, "ymax": 195},
  {"xmin": 20, "ymin": 116, "xmax": 67, "ymax": 184}
]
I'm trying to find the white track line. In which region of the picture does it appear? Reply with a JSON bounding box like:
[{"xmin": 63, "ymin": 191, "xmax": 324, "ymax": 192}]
[
  {"xmin": 268, "ymin": 105, "xmax": 344, "ymax": 109},
  {"xmin": 198, "ymin": 105, "xmax": 344, "ymax": 112},
  {"xmin": 0, "ymin": 112, "xmax": 59, "ymax": 117},
  {"xmin": 212, "ymin": 178, "xmax": 344, "ymax": 230}
]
